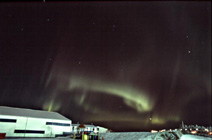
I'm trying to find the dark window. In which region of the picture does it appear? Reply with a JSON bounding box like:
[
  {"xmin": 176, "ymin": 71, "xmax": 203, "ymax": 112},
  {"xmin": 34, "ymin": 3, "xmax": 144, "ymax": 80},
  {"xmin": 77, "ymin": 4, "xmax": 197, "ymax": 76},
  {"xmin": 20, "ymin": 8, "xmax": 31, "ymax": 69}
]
[
  {"xmin": 0, "ymin": 118, "xmax": 16, "ymax": 123},
  {"xmin": 55, "ymin": 134, "xmax": 63, "ymax": 137},
  {"xmin": 14, "ymin": 130, "xmax": 45, "ymax": 134},
  {"xmin": 46, "ymin": 122, "xmax": 70, "ymax": 126},
  {"xmin": 55, "ymin": 132, "xmax": 71, "ymax": 137},
  {"xmin": 63, "ymin": 132, "xmax": 71, "ymax": 135}
]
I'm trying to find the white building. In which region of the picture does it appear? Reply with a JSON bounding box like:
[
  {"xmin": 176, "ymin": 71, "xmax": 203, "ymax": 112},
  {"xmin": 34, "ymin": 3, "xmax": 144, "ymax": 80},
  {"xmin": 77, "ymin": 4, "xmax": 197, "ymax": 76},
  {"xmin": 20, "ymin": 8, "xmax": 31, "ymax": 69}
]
[
  {"xmin": 97, "ymin": 126, "xmax": 108, "ymax": 133},
  {"xmin": 72, "ymin": 124, "xmax": 98, "ymax": 133},
  {"xmin": 72, "ymin": 123, "xmax": 108, "ymax": 133},
  {"xmin": 0, "ymin": 106, "xmax": 72, "ymax": 138}
]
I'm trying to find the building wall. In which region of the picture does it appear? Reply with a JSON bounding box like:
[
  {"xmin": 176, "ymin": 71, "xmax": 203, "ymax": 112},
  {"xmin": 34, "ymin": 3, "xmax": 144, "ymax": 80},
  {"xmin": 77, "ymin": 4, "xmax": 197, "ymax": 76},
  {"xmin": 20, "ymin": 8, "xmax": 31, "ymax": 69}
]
[
  {"xmin": 72, "ymin": 126, "xmax": 98, "ymax": 133},
  {"xmin": 0, "ymin": 114, "xmax": 71, "ymax": 137},
  {"xmin": 97, "ymin": 126, "xmax": 108, "ymax": 133}
]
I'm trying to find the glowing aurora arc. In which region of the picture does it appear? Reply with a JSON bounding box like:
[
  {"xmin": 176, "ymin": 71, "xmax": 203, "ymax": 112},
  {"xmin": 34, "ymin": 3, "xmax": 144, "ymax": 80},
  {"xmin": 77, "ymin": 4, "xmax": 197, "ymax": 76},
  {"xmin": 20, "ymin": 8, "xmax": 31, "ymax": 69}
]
[{"xmin": 69, "ymin": 75, "xmax": 154, "ymax": 112}]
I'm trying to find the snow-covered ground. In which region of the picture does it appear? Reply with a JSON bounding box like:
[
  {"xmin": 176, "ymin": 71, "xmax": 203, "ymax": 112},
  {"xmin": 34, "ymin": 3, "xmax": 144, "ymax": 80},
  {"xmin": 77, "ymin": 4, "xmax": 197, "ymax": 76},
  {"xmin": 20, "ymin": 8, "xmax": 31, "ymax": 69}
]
[
  {"xmin": 2, "ymin": 133, "xmax": 211, "ymax": 140},
  {"xmin": 101, "ymin": 132, "xmax": 212, "ymax": 140},
  {"xmin": 180, "ymin": 134, "xmax": 212, "ymax": 140},
  {"xmin": 100, "ymin": 132, "xmax": 158, "ymax": 140}
]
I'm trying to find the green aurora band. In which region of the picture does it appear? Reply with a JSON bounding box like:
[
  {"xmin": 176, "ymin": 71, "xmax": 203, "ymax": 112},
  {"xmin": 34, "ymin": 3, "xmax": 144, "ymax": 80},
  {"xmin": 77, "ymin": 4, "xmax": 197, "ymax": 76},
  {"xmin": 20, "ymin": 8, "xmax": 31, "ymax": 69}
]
[{"xmin": 68, "ymin": 74, "xmax": 154, "ymax": 112}]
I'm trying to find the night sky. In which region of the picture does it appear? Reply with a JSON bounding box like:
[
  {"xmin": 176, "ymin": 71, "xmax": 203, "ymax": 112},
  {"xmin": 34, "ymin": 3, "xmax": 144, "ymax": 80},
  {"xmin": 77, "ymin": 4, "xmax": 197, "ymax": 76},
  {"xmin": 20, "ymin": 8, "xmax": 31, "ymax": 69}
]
[{"xmin": 0, "ymin": 2, "xmax": 211, "ymax": 131}]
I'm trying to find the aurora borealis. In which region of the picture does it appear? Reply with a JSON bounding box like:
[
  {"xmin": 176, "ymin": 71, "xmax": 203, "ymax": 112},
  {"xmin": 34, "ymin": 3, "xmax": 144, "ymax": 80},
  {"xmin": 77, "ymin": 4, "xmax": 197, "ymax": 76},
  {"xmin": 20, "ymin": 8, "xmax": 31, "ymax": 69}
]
[{"xmin": 0, "ymin": 2, "xmax": 211, "ymax": 131}]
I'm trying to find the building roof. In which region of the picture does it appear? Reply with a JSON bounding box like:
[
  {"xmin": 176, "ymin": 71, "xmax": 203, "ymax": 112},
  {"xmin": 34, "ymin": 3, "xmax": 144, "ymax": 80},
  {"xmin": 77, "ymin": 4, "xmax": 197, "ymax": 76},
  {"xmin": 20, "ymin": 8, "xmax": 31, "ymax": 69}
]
[
  {"xmin": 72, "ymin": 124, "xmax": 80, "ymax": 126},
  {"xmin": 72, "ymin": 124, "xmax": 96, "ymax": 128},
  {"xmin": 78, "ymin": 124, "xmax": 86, "ymax": 128},
  {"xmin": 0, "ymin": 106, "xmax": 70, "ymax": 121},
  {"xmin": 85, "ymin": 124, "xmax": 96, "ymax": 128}
]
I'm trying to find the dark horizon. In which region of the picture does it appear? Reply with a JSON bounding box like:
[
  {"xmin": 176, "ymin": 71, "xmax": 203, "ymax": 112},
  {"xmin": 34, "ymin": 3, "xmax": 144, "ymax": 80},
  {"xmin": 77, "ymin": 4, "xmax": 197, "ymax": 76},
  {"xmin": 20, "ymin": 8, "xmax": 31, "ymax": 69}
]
[{"xmin": 0, "ymin": 2, "xmax": 211, "ymax": 132}]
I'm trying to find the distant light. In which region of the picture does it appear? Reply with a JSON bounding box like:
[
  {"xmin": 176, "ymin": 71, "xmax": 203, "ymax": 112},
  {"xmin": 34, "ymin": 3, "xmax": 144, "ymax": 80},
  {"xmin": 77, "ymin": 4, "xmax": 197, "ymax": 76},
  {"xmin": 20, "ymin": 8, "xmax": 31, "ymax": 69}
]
[
  {"xmin": 191, "ymin": 130, "xmax": 197, "ymax": 134},
  {"xmin": 159, "ymin": 129, "xmax": 166, "ymax": 132},
  {"xmin": 196, "ymin": 128, "xmax": 198, "ymax": 131},
  {"xmin": 185, "ymin": 129, "xmax": 187, "ymax": 131},
  {"xmin": 149, "ymin": 118, "xmax": 152, "ymax": 121},
  {"xmin": 151, "ymin": 130, "xmax": 158, "ymax": 133}
]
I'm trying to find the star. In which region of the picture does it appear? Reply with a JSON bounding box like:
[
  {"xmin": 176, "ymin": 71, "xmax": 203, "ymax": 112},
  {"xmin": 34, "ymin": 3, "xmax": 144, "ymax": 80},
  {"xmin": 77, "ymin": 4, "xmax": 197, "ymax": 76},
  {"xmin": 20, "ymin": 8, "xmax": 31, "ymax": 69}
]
[
  {"xmin": 186, "ymin": 35, "xmax": 189, "ymax": 38},
  {"xmin": 188, "ymin": 50, "xmax": 191, "ymax": 54}
]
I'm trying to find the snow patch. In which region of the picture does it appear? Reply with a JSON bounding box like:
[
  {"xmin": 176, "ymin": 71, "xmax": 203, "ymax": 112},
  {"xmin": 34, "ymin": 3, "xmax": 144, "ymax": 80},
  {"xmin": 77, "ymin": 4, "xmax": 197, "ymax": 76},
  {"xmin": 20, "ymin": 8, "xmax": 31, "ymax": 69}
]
[
  {"xmin": 180, "ymin": 134, "xmax": 212, "ymax": 140},
  {"xmin": 100, "ymin": 132, "xmax": 156, "ymax": 140}
]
